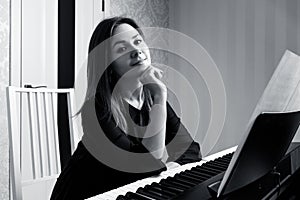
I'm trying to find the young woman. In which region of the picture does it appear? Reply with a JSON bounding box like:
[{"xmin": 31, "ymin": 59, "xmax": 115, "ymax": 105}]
[{"xmin": 51, "ymin": 17, "xmax": 201, "ymax": 200}]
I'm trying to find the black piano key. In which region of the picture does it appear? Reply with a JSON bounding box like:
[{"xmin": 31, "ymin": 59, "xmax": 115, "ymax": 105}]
[
  {"xmin": 224, "ymin": 153, "xmax": 234, "ymax": 158},
  {"xmin": 159, "ymin": 179, "xmax": 187, "ymax": 192},
  {"xmin": 211, "ymin": 162, "xmax": 229, "ymax": 170},
  {"xmin": 217, "ymin": 159, "xmax": 230, "ymax": 164},
  {"xmin": 201, "ymin": 165, "xmax": 223, "ymax": 173},
  {"xmin": 143, "ymin": 186, "xmax": 172, "ymax": 200},
  {"xmin": 212, "ymin": 159, "xmax": 229, "ymax": 166},
  {"xmin": 200, "ymin": 165, "xmax": 221, "ymax": 173},
  {"xmin": 223, "ymin": 153, "xmax": 233, "ymax": 157},
  {"xmin": 181, "ymin": 171, "xmax": 207, "ymax": 182},
  {"xmin": 176, "ymin": 173, "xmax": 202, "ymax": 184},
  {"xmin": 180, "ymin": 170, "xmax": 204, "ymax": 179},
  {"xmin": 204, "ymin": 162, "xmax": 227, "ymax": 171},
  {"xmin": 136, "ymin": 187, "xmax": 168, "ymax": 200},
  {"xmin": 162, "ymin": 178, "xmax": 190, "ymax": 190},
  {"xmin": 202, "ymin": 163, "xmax": 223, "ymax": 170},
  {"xmin": 173, "ymin": 175, "xmax": 198, "ymax": 186},
  {"xmin": 212, "ymin": 161, "xmax": 229, "ymax": 169},
  {"xmin": 165, "ymin": 177, "xmax": 193, "ymax": 188},
  {"xmin": 194, "ymin": 166, "xmax": 219, "ymax": 176},
  {"xmin": 151, "ymin": 182, "xmax": 183, "ymax": 194},
  {"xmin": 125, "ymin": 191, "xmax": 154, "ymax": 200},
  {"xmin": 145, "ymin": 185, "xmax": 176, "ymax": 197},
  {"xmin": 208, "ymin": 161, "xmax": 228, "ymax": 170},
  {"xmin": 218, "ymin": 156, "xmax": 231, "ymax": 163},
  {"xmin": 189, "ymin": 167, "xmax": 212, "ymax": 179},
  {"xmin": 116, "ymin": 195, "xmax": 128, "ymax": 200}
]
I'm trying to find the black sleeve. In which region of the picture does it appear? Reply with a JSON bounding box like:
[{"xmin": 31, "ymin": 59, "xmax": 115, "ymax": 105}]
[{"xmin": 165, "ymin": 102, "xmax": 202, "ymax": 165}]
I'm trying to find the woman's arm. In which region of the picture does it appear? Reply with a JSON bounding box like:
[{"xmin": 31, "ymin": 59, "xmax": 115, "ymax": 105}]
[
  {"xmin": 141, "ymin": 98, "xmax": 167, "ymax": 159},
  {"xmin": 165, "ymin": 102, "xmax": 202, "ymax": 165},
  {"xmin": 139, "ymin": 66, "xmax": 168, "ymax": 160}
]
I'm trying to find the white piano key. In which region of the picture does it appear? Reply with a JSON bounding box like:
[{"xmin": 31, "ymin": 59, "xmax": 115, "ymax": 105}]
[
  {"xmin": 106, "ymin": 191, "xmax": 122, "ymax": 199},
  {"xmin": 86, "ymin": 146, "xmax": 237, "ymax": 200},
  {"xmin": 201, "ymin": 146, "xmax": 237, "ymax": 162}
]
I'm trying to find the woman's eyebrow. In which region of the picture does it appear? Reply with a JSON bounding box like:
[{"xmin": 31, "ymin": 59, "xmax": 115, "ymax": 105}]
[
  {"xmin": 132, "ymin": 34, "xmax": 139, "ymax": 39},
  {"xmin": 113, "ymin": 40, "xmax": 126, "ymax": 48},
  {"xmin": 113, "ymin": 34, "xmax": 140, "ymax": 48}
]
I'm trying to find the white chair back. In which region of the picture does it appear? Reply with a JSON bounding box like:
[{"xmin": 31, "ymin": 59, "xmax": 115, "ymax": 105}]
[{"xmin": 7, "ymin": 86, "xmax": 80, "ymax": 200}]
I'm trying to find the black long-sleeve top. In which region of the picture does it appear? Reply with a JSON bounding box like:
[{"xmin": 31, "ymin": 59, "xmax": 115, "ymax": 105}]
[{"xmin": 51, "ymin": 97, "xmax": 201, "ymax": 200}]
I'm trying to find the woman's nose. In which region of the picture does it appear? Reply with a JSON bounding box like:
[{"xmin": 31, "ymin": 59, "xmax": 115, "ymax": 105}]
[{"xmin": 130, "ymin": 49, "xmax": 143, "ymax": 59}]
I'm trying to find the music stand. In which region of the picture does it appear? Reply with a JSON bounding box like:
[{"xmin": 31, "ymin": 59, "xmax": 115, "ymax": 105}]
[{"xmin": 208, "ymin": 110, "xmax": 300, "ymax": 197}]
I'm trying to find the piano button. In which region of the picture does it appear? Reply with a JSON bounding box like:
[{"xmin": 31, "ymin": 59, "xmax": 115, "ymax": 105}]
[
  {"xmin": 162, "ymin": 178, "xmax": 190, "ymax": 190},
  {"xmin": 145, "ymin": 185, "xmax": 176, "ymax": 198},
  {"xmin": 151, "ymin": 182, "xmax": 183, "ymax": 194},
  {"xmin": 136, "ymin": 188, "xmax": 168, "ymax": 200},
  {"xmin": 125, "ymin": 191, "xmax": 154, "ymax": 200}
]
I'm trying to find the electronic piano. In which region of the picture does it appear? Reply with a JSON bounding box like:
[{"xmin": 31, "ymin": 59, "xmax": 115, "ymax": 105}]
[{"xmin": 87, "ymin": 142, "xmax": 300, "ymax": 200}]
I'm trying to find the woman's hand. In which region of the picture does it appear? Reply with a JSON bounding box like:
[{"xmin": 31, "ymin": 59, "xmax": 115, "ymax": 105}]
[
  {"xmin": 139, "ymin": 66, "xmax": 167, "ymax": 104},
  {"xmin": 165, "ymin": 162, "xmax": 181, "ymax": 170},
  {"xmin": 112, "ymin": 66, "xmax": 144, "ymax": 101}
]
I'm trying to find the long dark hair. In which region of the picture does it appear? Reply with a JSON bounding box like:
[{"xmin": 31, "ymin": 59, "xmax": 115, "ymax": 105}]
[{"xmin": 83, "ymin": 17, "xmax": 151, "ymax": 131}]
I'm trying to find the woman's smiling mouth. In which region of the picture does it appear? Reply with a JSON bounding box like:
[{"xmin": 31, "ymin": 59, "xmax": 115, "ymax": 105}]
[{"xmin": 131, "ymin": 58, "xmax": 147, "ymax": 66}]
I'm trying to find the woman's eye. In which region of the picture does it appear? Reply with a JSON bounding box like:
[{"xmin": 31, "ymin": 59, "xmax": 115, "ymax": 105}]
[
  {"xmin": 117, "ymin": 47, "xmax": 127, "ymax": 53},
  {"xmin": 134, "ymin": 39, "xmax": 143, "ymax": 45}
]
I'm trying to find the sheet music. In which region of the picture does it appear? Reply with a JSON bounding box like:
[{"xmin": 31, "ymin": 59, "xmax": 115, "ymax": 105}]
[{"xmin": 218, "ymin": 50, "xmax": 300, "ymax": 197}]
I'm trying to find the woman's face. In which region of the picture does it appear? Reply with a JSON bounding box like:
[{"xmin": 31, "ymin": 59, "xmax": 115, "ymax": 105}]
[{"xmin": 109, "ymin": 23, "xmax": 151, "ymax": 77}]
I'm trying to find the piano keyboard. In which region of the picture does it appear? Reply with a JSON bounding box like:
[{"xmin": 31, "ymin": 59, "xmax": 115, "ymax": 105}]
[{"xmin": 87, "ymin": 146, "xmax": 237, "ymax": 200}]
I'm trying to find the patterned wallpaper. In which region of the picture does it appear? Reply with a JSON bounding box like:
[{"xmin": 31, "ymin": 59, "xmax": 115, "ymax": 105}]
[
  {"xmin": 110, "ymin": 0, "xmax": 169, "ymax": 27},
  {"xmin": 110, "ymin": 0, "xmax": 169, "ymax": 65},
  {"xmin": 0, "ymin": 0, "xmax": 10, "ymax": 198}
]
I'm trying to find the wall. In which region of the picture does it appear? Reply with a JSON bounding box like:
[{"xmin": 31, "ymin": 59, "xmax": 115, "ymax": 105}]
[
  {"xmin": 0, "ymin": 0, "xmax": 10, "ymax": 198},
  {"xmin": 110, "ymin": 0, "xmax": 169, "ymax": 27},
  {"xmin": 170, "ymin": 0, "xmax": 300, "ymax": 155},
  {"xmin": 22, "ymin": 0, "xmax": 58, "ymax": 88}
]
